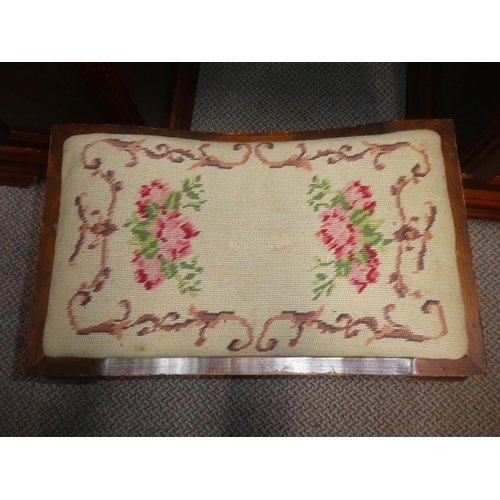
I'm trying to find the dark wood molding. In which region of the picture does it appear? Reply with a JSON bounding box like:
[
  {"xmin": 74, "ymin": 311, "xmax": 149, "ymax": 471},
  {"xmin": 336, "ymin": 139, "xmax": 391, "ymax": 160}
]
[
  {"xmin": 0, "ymin": 137, "xmax": 49, "ymax": 187},
  {"xmin": 406, "ymin": 63, "xmax": 500, "ymax": 219},
  {"xmin": 463, "ymin": 177, "xmax": 500, "ymax": 220},
  {"xmin": 0, "ymin": 63, "xmax": 200, "ymax": 187},
  {"xmin": 2, "ymin": 131, "xmax": 50, "ymax": 149},
  {"xmin": 406, "ymin": 62, "xmax": 435, "ymax": 119},
  {"xmin": 77, "ymin": 63, "xmax": 145, "ymax": 126},
  {"xmin": 25, "ymin": 120, "xmax": 485, "ymax": 378},
  {"xmin": 0, "ymin": 118, "xmax": 11, "ymax": 138},
  {"xmin": 460, "ymin": 113, "xmax": 500, "ymax": 180},
  {"xmin": 0, "ymin": 163, "xmax": 45, "ymax": 187},
  {"xmin": 165, "ymin": 62, "xmax": 200, "ymax": 130}
]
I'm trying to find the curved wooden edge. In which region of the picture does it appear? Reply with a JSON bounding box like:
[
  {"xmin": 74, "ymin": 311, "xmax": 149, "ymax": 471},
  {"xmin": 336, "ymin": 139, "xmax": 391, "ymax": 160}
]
[
  {"xmin": 50, "ymin": 119, "xmax": 453, "ymax": 144},
  {"xmin": 25, "ymin": 126, "xmax": 67, "ymax": 374},
  {"xmin": 414, "ymin": 357, "xmax": 485, "ymax": 377},
  {"xmin": 439, "ymin": 120, "xmax": 486, "ymax": 376},
  {"xmin": 25, "ymin": 119, "xmax": 486, "ymax": 378}
]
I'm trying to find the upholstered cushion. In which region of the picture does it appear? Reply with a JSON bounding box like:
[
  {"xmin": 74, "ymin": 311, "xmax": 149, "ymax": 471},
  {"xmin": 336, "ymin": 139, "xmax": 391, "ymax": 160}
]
[{"xmin": 43, "ymin": 129, "xmax": 468, "ymax": 359}]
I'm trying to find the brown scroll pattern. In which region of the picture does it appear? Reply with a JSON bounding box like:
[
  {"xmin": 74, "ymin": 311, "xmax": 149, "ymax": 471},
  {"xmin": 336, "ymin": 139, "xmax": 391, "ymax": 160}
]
[
  {"xmin": 133, "ymin": 305, "xmax": 253, "ymax": 351},
  {"xmin": 69, "ymin": 301, "xmax": 254, "ymax": 351},
  {"xmin": 67, "ymin": 168, "xmax": 125, "ymax": 336},
  {"xmin": 81, "ymin": 138, "xmax": 252, "ymax": 171},
  {"xmin": 255, "ymin": 300, "xmax": 448, "ymax": 352},
  {"xmin": 254, "ymin": 141, "xmax": 424, "ymax": 172}
]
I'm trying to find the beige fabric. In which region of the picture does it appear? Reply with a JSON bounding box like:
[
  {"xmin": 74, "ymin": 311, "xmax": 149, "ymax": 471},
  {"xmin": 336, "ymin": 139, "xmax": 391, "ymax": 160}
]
[{"xmin": 43, "ymin": 130, "xmax": 468, "ymax": 359}]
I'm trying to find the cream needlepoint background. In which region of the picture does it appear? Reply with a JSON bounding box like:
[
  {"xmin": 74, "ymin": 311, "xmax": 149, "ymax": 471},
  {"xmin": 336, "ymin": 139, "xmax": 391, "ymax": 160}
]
[{"xmin": 42, "ymin": 130, "xmax": 469, "ymax": 359}]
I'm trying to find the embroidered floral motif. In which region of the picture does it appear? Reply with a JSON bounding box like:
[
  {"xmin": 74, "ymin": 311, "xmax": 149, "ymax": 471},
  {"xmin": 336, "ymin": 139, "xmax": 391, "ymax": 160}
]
[
  {"xmin": 124, "ymin": 176, "xmax": 205, "ymax": 296},
  {"xmin": 152, "ymin": 209, "xmax": 199, "ymax": 261},
  {"xmin": 136, "ymin": 179, "xmax": 171, "ymax": 218},
  {"xmin": 308, "ymin": 176, "xmax": 392, "ymax": 299},
  {"xmin": 347, "ymin": 247, "xmax": 380, "ymax": 294},
  {"xmin": 131, "ymin": 251, "xmax": 165, "ymax": 290},
  {"xmin": 316, "ymin": 205, "xmax": 363, "ymax": 259},
  {"xmin": 342, "ymin": 180, "xmax": 376, "ymax": 215},
  {"xmin": 63, "ymin": 135, "xmax": 450, "ymax": 353}
]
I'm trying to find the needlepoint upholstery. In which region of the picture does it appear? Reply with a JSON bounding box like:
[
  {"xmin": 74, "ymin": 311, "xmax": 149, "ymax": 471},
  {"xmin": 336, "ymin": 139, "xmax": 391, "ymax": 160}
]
[{"xmin": 43, "ymin": 129, "xmax": 468, "ymax": 360}]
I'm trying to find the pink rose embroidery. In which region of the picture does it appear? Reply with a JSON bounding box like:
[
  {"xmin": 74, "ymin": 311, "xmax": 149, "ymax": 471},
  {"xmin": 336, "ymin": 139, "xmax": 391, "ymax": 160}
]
[
  {"xmin": 131, "ymin": 250, "xmax": 165, "ymax": 290},
  {"xmin": 342, "ymin": 180, "xmax": 376, "ymax": 215},
  {"xmin": 316, "ymin": 205, "xmax": 362, "ymax": 259},
  {"xmin": 152, "ymin": 209, "xmax": 200, "ymax": 262},
  {"xmin": 347, "ymin": 247, "xmax": 380, "ymax": 293},
  {"xmin": 136, "ymin": 179, "xmax": 171, "ymax": 218},
  {"xmin": 308, "ymin": 176, "xmax": 391, "ymax": 299},
  {"xmin": 126, "ymin": 176, "xmax": 205, "ymax": 296}
]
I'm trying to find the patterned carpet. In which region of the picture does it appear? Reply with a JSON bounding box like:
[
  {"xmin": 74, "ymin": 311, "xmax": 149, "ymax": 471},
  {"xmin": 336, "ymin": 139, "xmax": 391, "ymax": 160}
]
[
  {"xmin": 192, "ymin": 62, "xmax": 407, "ymax": 133},
  {"xmin": 1, "ymin": 63, "xmax": 498, "ymax": 436}
]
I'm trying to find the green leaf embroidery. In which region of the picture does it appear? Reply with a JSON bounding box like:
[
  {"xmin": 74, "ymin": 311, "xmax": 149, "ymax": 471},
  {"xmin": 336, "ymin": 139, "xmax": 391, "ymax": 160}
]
[
  {"xmin": 307, "ymin": 176, "xmax": 335, "ymax": 211},
  {"xmin": 131, "ymin": 227, "xmax": 152, "ymax": 243},
  {"xmin": 182, "ymin": 200, "xmax": 206, "ymax": 212},
  {"xmin": 309, "ymin": 256, "xmax": 335, "ymax": 271},
  {"xmin": 181, "ymin": 176, "xmax": 206, "ymax": 212},
  {"xmin": 361, "ymin": 233, "xmax": 383, "ymax": 246},
  {"xmin": 161, "ymin": 259, "xmax": 178, "ymax": 279},
  {"xmin": 178, "ymin": 275, "xmax": 202, "ymax": 297},
  {"xmin": 312, "ymin": 278, "xmax": 336, "ymax": 301},
  {"xmin": 310, "ymin": 191, "xmax": 327, "ymax": 202},
  {"xmin": 178, "ymin": 259, "xmax": 203, "ymax": 273},
  {"xmin": 354, "ymin": 247, "xmax": 370, "ymax": 264},
  {"xmin": 135, "ymin": 218, "xmax": 154, "ymax": 230},
  {"xmin": 164, "ymin": 191, "xmax": 182, "ymax": 210},
  {"xmin": 349, "ymin": 208, "xmax": 371, "ymax": 226},
  {"xmin": 335, "ymin": 257, "xmax": 352, "ymax": 278},
  {"xmin": 145, "ymin": 202, "xmax": 162, "ymax": 218},
  {"xmin": 360, "ymin": 219, "xmax": 383, "ymax": 235},
  {"xmin": 329, "ymin": 191, "xmax": 349, "ymax": 211},
  {"xmin": 166, "ymin": 255, "xmax": 205, "ymax": 296},
  {"xmin": 185, "ymin": 190, "xmax": 200, "ymax": 200},
  {"xmin": 140, "ymin": 238, "xmax": 160, "ymax": 259}
]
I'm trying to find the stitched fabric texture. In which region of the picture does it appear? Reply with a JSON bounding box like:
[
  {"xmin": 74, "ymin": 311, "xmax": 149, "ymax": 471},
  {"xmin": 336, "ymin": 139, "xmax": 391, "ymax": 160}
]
[{"xmin": 43, "ymin": 129, "xmax": 468, "ymax": 359}]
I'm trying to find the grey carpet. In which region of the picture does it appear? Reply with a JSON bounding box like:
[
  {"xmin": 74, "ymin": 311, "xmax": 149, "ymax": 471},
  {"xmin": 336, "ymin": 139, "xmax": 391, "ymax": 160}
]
[
  {"xmin": 1, "ymin": 63, "xmax": 498, "ymax": 436},
  {"xmin": 192, "ymin": 62, "xmax": 407, "ymax": 133}
]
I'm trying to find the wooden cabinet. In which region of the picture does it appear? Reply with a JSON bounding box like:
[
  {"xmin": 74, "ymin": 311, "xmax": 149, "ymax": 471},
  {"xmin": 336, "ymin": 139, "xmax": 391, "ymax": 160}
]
[
  {"xmin": 0, "ymin": 62, "xmax": 199, "ymax": 187},
  {"xmin": 407, "ymin": 62, "xmax": 500, "ymax": 219}
]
